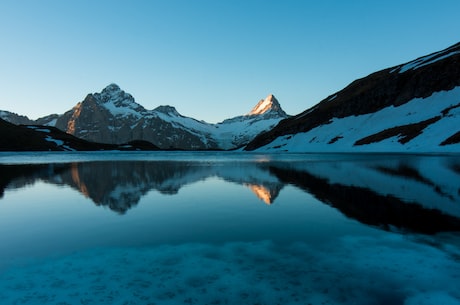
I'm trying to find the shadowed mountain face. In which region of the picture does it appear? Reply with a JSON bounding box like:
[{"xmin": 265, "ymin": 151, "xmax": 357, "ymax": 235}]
[{"xmin": 1, "ymin": 155, "xmax": 460, "ymax": 234}]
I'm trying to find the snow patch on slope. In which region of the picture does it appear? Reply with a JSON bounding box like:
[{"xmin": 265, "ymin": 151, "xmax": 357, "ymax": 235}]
[
  {"xmin": 395, "ymin": 43, "xmax": 460, "ymax": 74},
  {"xmin": 399, "ymin": 51, "xmax": 460, "ymax": 73},
  {"xmin": 102, "ymin": 99, "xmax": 143, "ymax": 118}
]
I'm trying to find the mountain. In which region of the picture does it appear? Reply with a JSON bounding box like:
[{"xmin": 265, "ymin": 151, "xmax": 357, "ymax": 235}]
[
  {"xmin": 248, "ymin": 94, "xmax": 287, "ymax": 117},
  {"xmin": 0, "ymin": 118, "xmax": 159, "ymax": 151},
  {"xmin": 0, "ymin": 110, "xmax": 34, "ymax": 125},
  {"xmin": 245, "ymin": 42, "xmax": 460, "ymax": 152},
  {"xmin": 23, "ymin": 84, "xmax": 287, "ymax": 150}
]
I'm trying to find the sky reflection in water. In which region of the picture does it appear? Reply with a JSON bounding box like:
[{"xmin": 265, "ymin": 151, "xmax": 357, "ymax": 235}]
[{"xmin": 0, "ymin": 153, "xmax": 459, "ymax": 305}]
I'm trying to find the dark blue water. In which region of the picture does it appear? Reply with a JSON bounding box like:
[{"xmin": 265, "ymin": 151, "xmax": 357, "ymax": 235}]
[{"xmin": 0, "ymin": 152, "xmax": 459, "ymax": 305}]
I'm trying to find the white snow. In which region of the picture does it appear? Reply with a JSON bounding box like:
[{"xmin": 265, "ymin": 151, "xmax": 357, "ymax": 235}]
[
  {"xmin": 258, "ymin": 86, "xmax": 460, "ymax": 153},
  {"xmin": 150, "ymin": 106, "xmax": 285, "ymax": 150},
  {"xmin": 44, "ymin": 136, "xmax": 64, "ymax": 146},
  {"xmin": 213, "ymin": 117, "xmax": 282, "ymax": 149},
  {"xmin": 42, "ymin": 136, "xmax": 74, "ymax": 151},
  {"xmin": 102, "ymin": 99, "xmax": 143, "ymax": 119},
  {"xmin": 35, "ymin": 128, "xmax": 51, "ymax": 133}
]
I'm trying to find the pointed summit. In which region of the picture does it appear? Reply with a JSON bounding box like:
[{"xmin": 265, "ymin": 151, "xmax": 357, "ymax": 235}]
[
  {"xmin": 92, "ymin": 84, "xmax": 146, "ymax": 114},
  {"xmin": 95, "ymin": 83, "xmax": 131, "ymax": 104},
  {"xmin": 102, "ymin": 83, "xmax": 121, "ymax": 93},
  {"xmin": 248, "ymin": 94, "xmax": 287, "ymax": 117}
]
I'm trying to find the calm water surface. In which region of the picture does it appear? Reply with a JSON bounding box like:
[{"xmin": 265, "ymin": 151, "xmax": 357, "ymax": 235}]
[{"xmin": 0, "ymin": 152, "xmax": 459, "ymax": 305}]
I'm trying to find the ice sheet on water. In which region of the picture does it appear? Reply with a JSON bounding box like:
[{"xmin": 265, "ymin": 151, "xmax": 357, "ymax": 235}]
[
  {"xmin": 0, "ymin": 151, "xmax": 327, "ymax": 165},
  {"xmin": 1, "ymin": 233, "xmax": 459, "ymax": 305},
  {"xmin": 0, "ymin": 151, "xmax": 243, "ymax": 165}
]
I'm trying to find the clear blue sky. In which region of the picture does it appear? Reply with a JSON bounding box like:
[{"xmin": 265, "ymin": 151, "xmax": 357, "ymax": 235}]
[{"xmin": 1, "ymin": 0, "xmax": 459, "ymax": 123}]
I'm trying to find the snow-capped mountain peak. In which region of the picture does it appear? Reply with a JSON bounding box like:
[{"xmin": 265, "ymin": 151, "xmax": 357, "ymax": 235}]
[
  {"xmin": 95, "ymin": 83, "xmax": 127, "ymax": 102},
  {"xmin": 93, "ymin": 83, "xmax": 146, "ymax": 116},
  {"xmin": 248, "ymin": 94, "xmax": 287, "ymax": 117},
  {"xmin": 249, "ymin": 94, "xmax": 276, "ymax": 115}
]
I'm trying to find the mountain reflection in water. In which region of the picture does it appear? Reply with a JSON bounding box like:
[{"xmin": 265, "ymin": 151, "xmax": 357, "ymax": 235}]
[{"xmin": 1, "ymin": 155, "xmax": 460, "ymax": 234}]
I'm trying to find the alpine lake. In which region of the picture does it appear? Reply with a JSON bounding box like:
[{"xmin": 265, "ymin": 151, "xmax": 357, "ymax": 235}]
[{"xmin": 0, "ymin": 151, "xmax": 459, "ymax": 305}]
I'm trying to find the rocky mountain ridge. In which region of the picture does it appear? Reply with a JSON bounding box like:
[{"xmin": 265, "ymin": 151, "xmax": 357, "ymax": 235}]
[{"xmin": 1, "ymin": 85, "xmax": 289, "ymax": 150}]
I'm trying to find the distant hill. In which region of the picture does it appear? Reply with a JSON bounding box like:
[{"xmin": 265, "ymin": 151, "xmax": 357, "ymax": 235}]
[
  {"xmin": 0, "ymin": 119, "xmax": 159, "ymax": 151},
  {"xmin": 245, "ymin": 42, "xmax": 460, "ymax": 152}
]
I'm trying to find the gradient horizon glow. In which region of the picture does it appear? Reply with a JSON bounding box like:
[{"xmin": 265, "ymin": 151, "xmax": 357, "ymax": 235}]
[{"xmin": 1, "ymin": 0, "xmax": 459, "ymax": 123}]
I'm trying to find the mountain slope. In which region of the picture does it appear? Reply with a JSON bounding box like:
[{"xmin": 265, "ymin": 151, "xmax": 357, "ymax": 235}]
[
  {"xmin": 49, "ymin": 84, "xmax": 289, "ymax": 150},
  {"xmin": 245, "ymin": 42, "xmax": 460, "ymax": 152}
]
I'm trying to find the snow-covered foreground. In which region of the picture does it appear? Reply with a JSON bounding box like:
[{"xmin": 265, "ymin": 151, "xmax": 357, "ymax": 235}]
[
  {"xmin": 1, "ymin": 234, "xmax": 459, "ymax": 305},
  {"xmin": 258, "ymin": 87, "xmax": 460, "ymax": 153}
]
